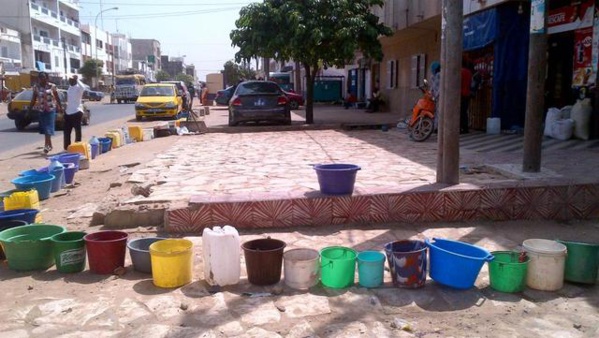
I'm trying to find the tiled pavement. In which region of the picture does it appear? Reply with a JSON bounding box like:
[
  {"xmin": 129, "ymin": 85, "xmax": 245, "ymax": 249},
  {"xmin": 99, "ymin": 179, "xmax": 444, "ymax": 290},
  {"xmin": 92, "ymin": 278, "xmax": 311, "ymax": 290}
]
[{"xmin": 124, "ymin": 105, "xmax": 599, "ymax": 233}]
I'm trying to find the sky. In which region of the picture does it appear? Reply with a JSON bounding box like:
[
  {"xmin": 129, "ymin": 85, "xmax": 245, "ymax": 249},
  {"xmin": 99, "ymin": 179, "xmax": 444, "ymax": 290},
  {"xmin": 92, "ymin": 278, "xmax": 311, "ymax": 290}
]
[{"xmin": 77, "ymin": 0, "xmax": 257, "ymax": 81}]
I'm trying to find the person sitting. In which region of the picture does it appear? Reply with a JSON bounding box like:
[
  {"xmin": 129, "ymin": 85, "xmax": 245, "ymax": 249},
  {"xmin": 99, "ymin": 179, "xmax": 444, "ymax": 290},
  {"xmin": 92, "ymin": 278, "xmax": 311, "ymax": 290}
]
[
  {"xmin": 343, "ymin": 91, "xmax": 357, "ymax": 109},
  {"xmin": 366, "ymin": 87, "xmax": 383, "ymax": 113}
]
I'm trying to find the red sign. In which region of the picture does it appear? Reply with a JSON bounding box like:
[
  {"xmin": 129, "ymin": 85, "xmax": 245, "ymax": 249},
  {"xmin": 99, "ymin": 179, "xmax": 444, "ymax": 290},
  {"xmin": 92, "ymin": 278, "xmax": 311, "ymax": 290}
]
[
  {"xmin": 548, "ymin": 0, "xmax": 594, "ymax": 34},
  {"xmin": 573, "ymin": 27, "xmax": 594, "ymax": 86}
]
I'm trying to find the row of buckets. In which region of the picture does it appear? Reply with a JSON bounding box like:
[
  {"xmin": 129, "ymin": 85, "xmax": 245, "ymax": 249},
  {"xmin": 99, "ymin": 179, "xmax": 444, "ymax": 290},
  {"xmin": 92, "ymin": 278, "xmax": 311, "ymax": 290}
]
[{"xmin": 1, "ymin": 223, "xmax": 597, "ymax": 292}]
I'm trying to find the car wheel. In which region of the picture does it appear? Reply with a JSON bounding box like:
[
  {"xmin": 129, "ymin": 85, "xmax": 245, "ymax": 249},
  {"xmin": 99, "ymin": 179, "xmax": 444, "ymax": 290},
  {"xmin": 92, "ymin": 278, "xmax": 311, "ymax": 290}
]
[
  {"xmin": 136, "ymin": 115, "xmax": 142, "ymax": 122},
  {"xmin": 14, "ymin": 119, "xmax": 29, "ymax": 131},
  {"xmin": 284, "ymin": 118, "xmax": 292, "ymax": 126},
  {"xmin": 117, "ymin": 99, "xmax": 122, "ymax": 104},
  {"xmin": 82, "ymin": 114, "xmax": 90, "ymax": 126},
  {"xmin": 289, "ymin": 101, "xmax": 299, "ymax": 110}
]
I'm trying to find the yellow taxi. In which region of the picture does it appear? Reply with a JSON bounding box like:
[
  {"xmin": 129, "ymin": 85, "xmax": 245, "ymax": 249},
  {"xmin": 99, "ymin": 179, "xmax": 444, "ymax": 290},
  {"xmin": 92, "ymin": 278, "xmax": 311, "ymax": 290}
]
[
  {"xmin": 7, "ymin": 89, "xmax": 90, "ymax": 130},
  {"xmin": 134, "ymin": 83, "xmax": 183, "ymax": 121}
]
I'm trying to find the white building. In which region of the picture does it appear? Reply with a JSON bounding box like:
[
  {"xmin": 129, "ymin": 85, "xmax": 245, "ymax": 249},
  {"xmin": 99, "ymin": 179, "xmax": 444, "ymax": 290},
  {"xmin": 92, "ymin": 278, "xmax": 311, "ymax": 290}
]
[
  {"xmin": 111, "ymin": 33, "xmax": 133, "ymax": 74},
  {"xmin": 80, "ymin": 23, "xmax": 114, "ymax": 87},
  {"xmin": 0, "ymin": 25, "xmax": 22, "ymax": 68},
  {"xmin": 0, "ymin": 0, "xmax": 82, "ymax": 82}
]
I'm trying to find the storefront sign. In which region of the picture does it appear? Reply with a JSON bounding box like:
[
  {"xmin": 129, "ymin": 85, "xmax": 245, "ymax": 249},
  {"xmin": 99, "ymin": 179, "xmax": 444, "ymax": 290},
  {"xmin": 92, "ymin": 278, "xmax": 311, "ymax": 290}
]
[
  {"xmin": 531, "ymin": 0, "xmax": 546, "ymax": 34},
  {"xmin": 548, "ymin": 0, "xmax": 594, "ymax": 34},
  {"xmin": 572, "ymin": 27, "xmax": 595, "ymax": 87}
]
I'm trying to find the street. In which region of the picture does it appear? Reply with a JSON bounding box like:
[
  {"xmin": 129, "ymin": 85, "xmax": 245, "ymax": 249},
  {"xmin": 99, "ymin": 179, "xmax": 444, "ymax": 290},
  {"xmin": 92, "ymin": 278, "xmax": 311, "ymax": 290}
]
[{"xmin": 0, "ymin": 100, "xmax": 135, "ymax": 155}]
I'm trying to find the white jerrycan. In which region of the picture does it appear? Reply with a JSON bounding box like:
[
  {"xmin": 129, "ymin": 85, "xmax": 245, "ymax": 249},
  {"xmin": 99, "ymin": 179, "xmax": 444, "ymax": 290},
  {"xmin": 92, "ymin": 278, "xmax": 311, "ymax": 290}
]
[{"xmin": 202, "ymin": 225, "xmax": 241, "ymax": 286}]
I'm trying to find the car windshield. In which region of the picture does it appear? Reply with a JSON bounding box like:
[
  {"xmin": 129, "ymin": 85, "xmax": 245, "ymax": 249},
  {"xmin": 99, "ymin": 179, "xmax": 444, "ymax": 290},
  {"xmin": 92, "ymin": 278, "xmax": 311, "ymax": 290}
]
[
  {"xmin": 116, "ymin": 78, "xmax": 136, "ymax": 85},
  {"xmin": 140, "ymin": 86, "xmax": 174, "ymax": 97},
  {"xmin": 13, "ymin": 90, "xmax": 33, "ymax": 101},
  {"xmin": 236, "ymin": 82, "xmax": 281, "ymax": 95}
]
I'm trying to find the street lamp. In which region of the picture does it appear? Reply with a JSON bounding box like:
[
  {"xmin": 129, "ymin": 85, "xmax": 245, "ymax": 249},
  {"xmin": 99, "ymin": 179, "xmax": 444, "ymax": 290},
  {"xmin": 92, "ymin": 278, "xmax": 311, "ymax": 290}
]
[{"xmin": 94, "ymin": 6, "xmax": 118, "ymax": 88}]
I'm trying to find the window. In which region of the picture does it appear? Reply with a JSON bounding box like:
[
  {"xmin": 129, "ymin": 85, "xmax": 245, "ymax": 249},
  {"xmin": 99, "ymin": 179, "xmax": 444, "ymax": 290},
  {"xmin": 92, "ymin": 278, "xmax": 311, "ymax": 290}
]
[
  {"xmin": 54, "ymin": 56, "xmax": 59, "ymax": 67},
  {"xmin": 411, "ymin": 54, "xmax": 426, "ymax": 88},
  {"xmin": 387, "ymin": 59, "xmax": 398, "ymax": 89},
  {"xmin": 1, "ymin": 46, "xmax": 7, "ymax": 58}
]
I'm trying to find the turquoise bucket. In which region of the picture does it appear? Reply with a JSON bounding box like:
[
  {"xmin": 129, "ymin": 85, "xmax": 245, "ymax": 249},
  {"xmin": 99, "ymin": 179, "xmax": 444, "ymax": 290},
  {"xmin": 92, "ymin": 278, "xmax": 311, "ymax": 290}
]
[{"xmin": 357, "ymin": 251, "xmax": 385, "ymax": 288}]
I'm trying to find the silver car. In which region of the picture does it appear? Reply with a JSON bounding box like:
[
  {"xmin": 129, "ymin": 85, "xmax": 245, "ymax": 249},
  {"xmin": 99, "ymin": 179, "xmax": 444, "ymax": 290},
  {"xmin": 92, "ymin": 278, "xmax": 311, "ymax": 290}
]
[{"xmin": 228, "ymin": 81, "xmax": 292, "ymax": 126}]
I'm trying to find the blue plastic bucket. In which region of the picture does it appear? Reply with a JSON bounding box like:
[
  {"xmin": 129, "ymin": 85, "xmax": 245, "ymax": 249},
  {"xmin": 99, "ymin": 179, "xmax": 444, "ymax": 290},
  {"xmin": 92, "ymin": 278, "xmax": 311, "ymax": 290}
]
[
  {"xmin": 313, "ymin": 164, "xmax": 361, "ymax": 195},
  {"xmin": 63, "ymin": 163, "xmax": 78, "ymax": 185},
  {"xmin": 11, "ymin": 174, "xmax": 55, "ymax": 200},
  {"xmin": 357, "ymin": 251, "xmax": 385, "ymax": 288},
  {"xmin": 90, "ymin": 143, "xmax": 99, "ymax": 159},
  {"xmin": 426, "ymin": 238, "xmax": 494, "ymax": 289},
  {"xmin": 98, "ymin": 137, "xmax": 112, "ymax": 153},
  {"xmin": 0, "ymin": 209, "xmax": 38, "ymax": 224},
  {"xmin": 19, "ymin": 169, "xmax": 40, "ymax": 176},
  {"xmin": 49, "ymin": 167, "xmax": 65, "ymax": 193},
  {"xmin": 52, "ymin": 153, "xmax": 80, "ymax": 167},
  {"xmin": 384, "ymin": 240, "xmax": 428, "ymax": 288}
]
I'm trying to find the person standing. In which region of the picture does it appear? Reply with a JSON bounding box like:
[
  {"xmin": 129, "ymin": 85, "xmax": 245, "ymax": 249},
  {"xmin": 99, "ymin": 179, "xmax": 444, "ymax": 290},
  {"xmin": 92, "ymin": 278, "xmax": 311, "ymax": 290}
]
[
  {"xmin": 28, "ymin": 72, "xmax": 63, "ymax": 154},
  {"xmin": 367, "ymin": 86, "xmax": 382, "ymax": 113},
  {"xmin": 201, "ymin": 83, "xmax": 208, "ymax": 106},
  {"xmin": 430, "ymin": 61, "xmax": 441, "ymax": 130},
  {"xmin": 64, "ymin": 75, "xmax": 85, "ymax": 150},
  {"xmin": 187, "ymin": 82, "xmax": 195, "ymax": 109},
  {"xmin": 460, "ymin": 60, "xmax": 473, "ymax": 134}
]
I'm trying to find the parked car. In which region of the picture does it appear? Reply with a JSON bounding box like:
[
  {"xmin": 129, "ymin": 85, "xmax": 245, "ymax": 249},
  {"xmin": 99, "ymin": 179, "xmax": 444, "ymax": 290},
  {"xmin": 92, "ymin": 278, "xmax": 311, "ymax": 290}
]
[
  {"xmin": 7, "ymin": 89, "xmax": 91, "ymax": 131},
  {"xmin": 283, "ymin": 90, "xmax": 304, "ymax": 110},
  {"xmin": 228, "ymin": 81, "xmax": 291, "ymax": 126},
  {"xmin": 134, "ymin": 83, "xmax": 183, "ymax": 121},
  {"xmin": 83, "ymin": 90, "xmax": 105, "ymax": 101},
  {"xmin": 160, "ymin": 81, "xmax": 190, "ymax": 110},
  {"xmin": 215, "ymin": 86, "xmax": 236, "ymax": 106}
]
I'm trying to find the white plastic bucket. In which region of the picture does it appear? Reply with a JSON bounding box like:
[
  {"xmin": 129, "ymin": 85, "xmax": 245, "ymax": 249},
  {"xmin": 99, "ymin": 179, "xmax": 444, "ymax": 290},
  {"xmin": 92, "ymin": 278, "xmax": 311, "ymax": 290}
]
[
  {"xmin": 522, "ymin": 239, "xmax": 567, "ymax": 291},
  {"xmin": 487, "ymin": 117, "xmax": 501, "ymax": 134},
  {"xmin": 283, "ymin": 248, "xmax": 320, "ymax": 290}
]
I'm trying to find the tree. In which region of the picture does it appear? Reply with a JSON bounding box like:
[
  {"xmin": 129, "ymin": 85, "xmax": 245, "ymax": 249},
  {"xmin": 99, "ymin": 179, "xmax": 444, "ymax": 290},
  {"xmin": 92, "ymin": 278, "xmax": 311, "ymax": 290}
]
[
  {"xmin": 175, "ymin": 73, "xmax": 194, "ymax": 85},
  {"xmin": 231, "ymin": 0, "xmax": 392, "ymax": 123},
  {"xmin": 155, "ymin": 70, "xmax": 171, "ymax": 81},
  {"xmin": 221, "ymin": 60, "xmax": 256, "ymax": 86},
  {"xmin": 79, "ymin": 59, "xmax": 103, "ymax": 84}
]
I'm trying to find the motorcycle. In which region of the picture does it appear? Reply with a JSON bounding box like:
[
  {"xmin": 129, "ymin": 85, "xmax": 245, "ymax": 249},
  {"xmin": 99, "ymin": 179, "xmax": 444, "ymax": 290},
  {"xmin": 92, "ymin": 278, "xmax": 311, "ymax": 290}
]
[{"xmin": 407, "ymin": 79, "xmax": 436, "ymax": 142}]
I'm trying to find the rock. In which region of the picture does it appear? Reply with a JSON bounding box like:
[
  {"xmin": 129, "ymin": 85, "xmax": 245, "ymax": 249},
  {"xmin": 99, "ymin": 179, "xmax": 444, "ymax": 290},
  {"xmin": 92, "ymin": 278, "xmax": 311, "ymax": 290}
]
[
  {"xmin": 103, "ymin": 206, "xmax": 165, "ymax": 229},
  {"xmin": 67, "ymin": 203, "xmax": 98, "ymax": 219},
  {"xmin": 109, "ymin": 182, "xmax": 122, "ymax": 188},
  {"xmin": 131, "ymin": 184, "xmax": 153, "ymax": 197},
  {"xmin": 180, "ymin": 303, "xmax": 189, "ymax": 311}
]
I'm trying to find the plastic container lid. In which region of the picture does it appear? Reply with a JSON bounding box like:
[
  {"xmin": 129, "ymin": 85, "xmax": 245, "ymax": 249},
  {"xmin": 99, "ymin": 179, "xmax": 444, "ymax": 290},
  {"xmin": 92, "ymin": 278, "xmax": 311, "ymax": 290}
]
[{"xmin": 523, "ymin": 239, "xmax": 567, "ymax": 256}]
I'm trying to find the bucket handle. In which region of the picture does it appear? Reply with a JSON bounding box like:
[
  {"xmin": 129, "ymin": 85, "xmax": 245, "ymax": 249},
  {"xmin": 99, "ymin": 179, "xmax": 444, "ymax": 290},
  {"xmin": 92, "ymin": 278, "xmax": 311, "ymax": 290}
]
[{"xmin": 484, "ymin": 254, "xmax": 494, "ymax": 262}]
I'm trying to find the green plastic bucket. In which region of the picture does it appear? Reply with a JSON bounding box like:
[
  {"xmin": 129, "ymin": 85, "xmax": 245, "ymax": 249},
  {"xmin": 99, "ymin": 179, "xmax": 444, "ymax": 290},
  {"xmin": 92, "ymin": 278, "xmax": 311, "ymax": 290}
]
[
  {"xmin": 51, "ymin": 231, "xmax": 87, "ymax": 273},
  {"xmin": 488, "ymin": 251, "xmax": 529, "ymax": 293},
  {"xmin": 0, "ymin": 224, "xmax": 66, "ymax": 271},
  {"xmin": 320, "ymin": 246, "xmax": 357, "ymax": 289},
  {"xmin": 558, "ymin": 240, "xmax": 599, "ymax": 284}
]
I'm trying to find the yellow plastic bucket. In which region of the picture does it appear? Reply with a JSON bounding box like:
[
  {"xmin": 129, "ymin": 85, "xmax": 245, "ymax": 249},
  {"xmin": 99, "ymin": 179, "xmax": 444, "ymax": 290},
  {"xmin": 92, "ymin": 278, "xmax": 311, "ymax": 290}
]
[{"xmin": 149, "ymin": 239, "xmax": 193, "ymax": 288}]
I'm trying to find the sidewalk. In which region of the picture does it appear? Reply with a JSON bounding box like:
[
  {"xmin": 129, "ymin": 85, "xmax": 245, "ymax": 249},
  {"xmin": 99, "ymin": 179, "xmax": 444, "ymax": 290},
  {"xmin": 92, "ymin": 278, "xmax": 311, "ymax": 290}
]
[{"xmin": 117, "ymin": 103, "xmax": 599, "ymax": 231}]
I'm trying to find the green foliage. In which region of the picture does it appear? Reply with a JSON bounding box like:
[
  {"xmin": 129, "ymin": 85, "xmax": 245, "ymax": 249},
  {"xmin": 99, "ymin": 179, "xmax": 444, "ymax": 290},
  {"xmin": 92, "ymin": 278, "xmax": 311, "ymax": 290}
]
[
  {"xmin": 155, "ymin": 70, "xmax": 171, "ymax": 81},
  {"xmin": 230, "ymin": 0, "xmax": 392, "ymax": 123},
  {"xmin": 175, "ymin": 73, "xmax": 194, "ymax": 84},
  {"xmin": 221, "ymin": 60, "xmax": 256, "ymax": 86},
  {"xmin": 79, "ymin": 59, "xmax": 103, "ymax": 82}
]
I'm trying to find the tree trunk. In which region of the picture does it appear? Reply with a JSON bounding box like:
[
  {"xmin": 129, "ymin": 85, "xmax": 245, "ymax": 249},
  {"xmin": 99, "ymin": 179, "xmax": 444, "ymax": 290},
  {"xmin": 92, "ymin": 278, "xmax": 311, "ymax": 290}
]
[
  {"xmin": 437, "ymin": 0, "xmax": 463, "ymax": 185},
  {"xmin": 294, "ymin": 61, "xmax": 302, "ymax": 94},
  {"xmin": 303, "ymin": 63, "xmax": 317, "ymax": 124},
  {"xmin": 264, "ymin": 57, "xmax": 270, "ymax": 80}
]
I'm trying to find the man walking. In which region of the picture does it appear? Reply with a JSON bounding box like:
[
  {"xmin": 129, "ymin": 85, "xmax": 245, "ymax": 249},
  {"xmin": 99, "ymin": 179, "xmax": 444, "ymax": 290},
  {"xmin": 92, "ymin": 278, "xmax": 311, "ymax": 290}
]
[
  {"xmin": 187, "ymin": 82, "xmax": 195, "ymax": 109},
  {"xmin": 64, "ymin": 75, "xmax": 85, "ymax": 150}
]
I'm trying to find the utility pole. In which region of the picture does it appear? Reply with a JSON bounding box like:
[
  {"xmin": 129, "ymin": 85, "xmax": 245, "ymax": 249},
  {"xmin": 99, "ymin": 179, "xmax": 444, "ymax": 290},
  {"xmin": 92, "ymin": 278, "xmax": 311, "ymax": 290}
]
[
  {"xmin": 523, "ymin": 1, "xmax": 548, "ymax": 172},
  {"xmin": 62, "ymin": 38, "xmax": 68, "ymax": 84},
  {"xmin": 437, "ymin": 0, "xmax": 463, "ymax": 184}
]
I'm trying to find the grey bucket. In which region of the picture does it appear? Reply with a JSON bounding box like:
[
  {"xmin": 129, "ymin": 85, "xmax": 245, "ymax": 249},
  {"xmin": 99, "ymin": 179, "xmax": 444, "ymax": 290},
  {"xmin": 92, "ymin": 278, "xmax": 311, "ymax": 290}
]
[{"xmin": 127, "ymin": 237, "xmax": 166, "ymax": 273}]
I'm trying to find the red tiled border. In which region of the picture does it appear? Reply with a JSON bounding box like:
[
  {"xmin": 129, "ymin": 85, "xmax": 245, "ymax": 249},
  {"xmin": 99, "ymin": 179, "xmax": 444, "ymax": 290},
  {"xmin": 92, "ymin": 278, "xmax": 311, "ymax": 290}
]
[{"xmin": 165, "ymin": 183, "xmax": 599, "ymax": 233}]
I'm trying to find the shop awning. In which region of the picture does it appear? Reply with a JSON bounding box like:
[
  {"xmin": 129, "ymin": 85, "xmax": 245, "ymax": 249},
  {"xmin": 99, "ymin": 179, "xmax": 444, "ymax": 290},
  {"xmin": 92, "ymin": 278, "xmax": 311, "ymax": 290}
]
[{"xmin": 463, "ymin": 8, "xmax": 498, "ymax": 51}]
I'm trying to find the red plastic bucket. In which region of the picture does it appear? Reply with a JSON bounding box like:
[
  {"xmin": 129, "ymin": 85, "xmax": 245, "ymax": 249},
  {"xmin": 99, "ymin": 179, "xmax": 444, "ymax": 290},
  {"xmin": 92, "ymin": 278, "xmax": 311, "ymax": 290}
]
[{"xmin": 84, "ymin": 230, "xmax": 128, "ymax": 274}]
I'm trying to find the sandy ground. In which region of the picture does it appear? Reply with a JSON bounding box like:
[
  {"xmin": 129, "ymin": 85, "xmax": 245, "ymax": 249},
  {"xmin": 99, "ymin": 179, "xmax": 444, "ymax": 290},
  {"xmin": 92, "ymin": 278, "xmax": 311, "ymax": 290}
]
[{"xmin": 1, "ymin": 101, "xmax": 599, "ymax": 337}]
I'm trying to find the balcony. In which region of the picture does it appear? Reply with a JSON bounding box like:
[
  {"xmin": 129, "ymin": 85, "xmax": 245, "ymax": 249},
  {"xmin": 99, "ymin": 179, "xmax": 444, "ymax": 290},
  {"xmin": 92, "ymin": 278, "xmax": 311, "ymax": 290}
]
[{"xmin": 31, "ymin": 3, "xmax": 80, "ymax": 30}]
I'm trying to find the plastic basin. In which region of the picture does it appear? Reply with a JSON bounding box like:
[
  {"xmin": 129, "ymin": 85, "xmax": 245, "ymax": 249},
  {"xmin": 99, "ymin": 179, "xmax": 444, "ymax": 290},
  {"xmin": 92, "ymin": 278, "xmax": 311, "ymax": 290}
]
[
  {"xmin": 426, "ymin": 238, "xmax": 493, "ymax": 289},
  {"xmin": 558, "ymin": 240, "xmax": 599, "ymax": 284},
  {"xmin": 0, "ymin": 209, "xmax": 39, "ymax": 224},
  {"xmin": 0, "ymin": 224, "xmax": 66, "ymax": 271},
  {"xmin": 11, "ymin": 174, "xmax": 55, "ymax": 200},
  {"xmin": 51, "ymin": 153, "xmax": 81, "ymax": 167},
  {"xmin": 84, "ymin": 231, "xmax": 128, "ymax": 274},
  {"xmin": 98, "ymin": 137, "xmax": 112, "ymax": 153}
]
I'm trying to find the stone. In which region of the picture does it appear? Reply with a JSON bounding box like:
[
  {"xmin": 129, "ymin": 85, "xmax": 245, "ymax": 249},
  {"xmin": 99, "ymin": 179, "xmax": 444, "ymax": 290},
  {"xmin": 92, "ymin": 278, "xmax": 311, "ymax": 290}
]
[
  {"xmin": 231, "ymin": 297, "xmax": 281, "ymax": 326},
  {"xmin": 274, "ymin": 294, "xmax": 331, "ymax": 318},
  {"xmin": 67, "ymin": 203, "xmax": 98, "ymax": 219},
  {"xmin": 286, "ymin": 320, "xmax": 317, "ymax": 338}
]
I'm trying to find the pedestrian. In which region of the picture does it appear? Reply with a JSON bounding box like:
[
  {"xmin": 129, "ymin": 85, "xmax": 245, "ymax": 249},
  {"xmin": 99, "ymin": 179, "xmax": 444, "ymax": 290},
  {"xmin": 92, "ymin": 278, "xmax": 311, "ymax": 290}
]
[
  {"xmin": 28, "ymin": 72, "xmax": 63, "ymax": 154},
  {"xmin": 343, "ymin": 90, "xmax": 357, "ymax": 109},
  {"xmin": 366, "ymin": 86, "xmax": 383, "ymax": 113},
  {"xmin": 187, "ymin": 82, "xmax": 195, "ymax": 108},
  {"xmin": 64, "ymin": 75, "xmax": 85, "ymax": 150},
  {"xmin": 201, "ymin": 83, "xmax": 208, "ymax": 106},
  {"xmin": 460, "ymin": 60, "xmax": 473, "ymax": 134},
  {"xmin": 429, "ymin": 61, "xmax": 441, "ymax": 130},
  {"xmin": 109, "ymin": 84, "xmax": 115, "ymax": 104}
]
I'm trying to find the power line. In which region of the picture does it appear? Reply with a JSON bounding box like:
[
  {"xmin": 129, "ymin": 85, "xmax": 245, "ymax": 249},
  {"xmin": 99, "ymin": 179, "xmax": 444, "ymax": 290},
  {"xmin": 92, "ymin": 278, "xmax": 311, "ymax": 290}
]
[
  {"xmin": 79, "ymin": 1, "xmax": 250, "ymax": 6},
  {"xmin": 78, "ymin": 6, "xmax": 241, "ymax": 20}
]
